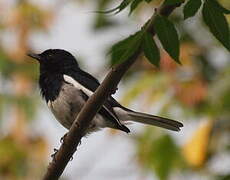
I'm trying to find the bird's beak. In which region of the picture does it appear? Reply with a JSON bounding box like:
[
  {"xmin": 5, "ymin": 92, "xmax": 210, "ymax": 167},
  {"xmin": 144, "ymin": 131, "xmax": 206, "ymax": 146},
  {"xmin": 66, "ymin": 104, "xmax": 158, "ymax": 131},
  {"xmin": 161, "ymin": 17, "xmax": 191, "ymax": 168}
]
[{"xmin": 27, "ymin": 52, "xmax": 41, "ymax": 61}]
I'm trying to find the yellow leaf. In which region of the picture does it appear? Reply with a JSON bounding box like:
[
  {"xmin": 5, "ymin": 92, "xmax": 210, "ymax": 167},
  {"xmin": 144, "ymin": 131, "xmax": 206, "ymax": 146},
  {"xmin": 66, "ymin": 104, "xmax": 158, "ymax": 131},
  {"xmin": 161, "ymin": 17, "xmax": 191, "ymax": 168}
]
[{"xmin": 182, "ymin": 119, "xmax": 213, "ymax": 168}]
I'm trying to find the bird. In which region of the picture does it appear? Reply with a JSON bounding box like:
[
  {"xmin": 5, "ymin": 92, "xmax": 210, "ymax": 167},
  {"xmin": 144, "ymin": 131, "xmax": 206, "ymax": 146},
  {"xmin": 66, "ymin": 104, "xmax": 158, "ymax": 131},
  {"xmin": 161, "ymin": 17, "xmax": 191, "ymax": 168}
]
[{"xmin": 28, "ymin": 49, "xmax": 183, "ymax": 135}]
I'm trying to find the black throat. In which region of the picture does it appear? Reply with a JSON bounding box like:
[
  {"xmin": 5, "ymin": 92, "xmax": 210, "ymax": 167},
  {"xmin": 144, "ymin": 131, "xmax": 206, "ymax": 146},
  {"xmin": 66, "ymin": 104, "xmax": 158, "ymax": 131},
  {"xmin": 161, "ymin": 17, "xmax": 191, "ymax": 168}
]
[{"xmin": 39, "ymin": 72, "xmax": 64, "ymax": 102}]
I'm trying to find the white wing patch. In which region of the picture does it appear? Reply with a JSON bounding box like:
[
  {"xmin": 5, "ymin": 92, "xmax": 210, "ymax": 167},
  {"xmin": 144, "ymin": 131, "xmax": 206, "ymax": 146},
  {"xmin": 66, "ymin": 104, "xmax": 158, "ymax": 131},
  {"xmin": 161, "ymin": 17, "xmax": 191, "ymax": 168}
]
[{"xmin": 63, "ymin": 74, "xmax": 93, "ymax": 96}]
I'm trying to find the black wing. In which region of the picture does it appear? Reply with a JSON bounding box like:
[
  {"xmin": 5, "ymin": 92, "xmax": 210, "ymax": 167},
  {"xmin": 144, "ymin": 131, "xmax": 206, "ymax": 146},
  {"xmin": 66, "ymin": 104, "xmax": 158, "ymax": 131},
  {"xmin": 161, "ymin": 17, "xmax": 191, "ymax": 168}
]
[
  {"xmin": 68, "ymin": 68, "xmax": 100, "ymax": 92},
  {"xmin": 78, "ymin": 89, "xmax": 130, "ymax": 133},
  {"xmin": 67, "ymin": 68, "xmax": 130, "ymax": 110}
]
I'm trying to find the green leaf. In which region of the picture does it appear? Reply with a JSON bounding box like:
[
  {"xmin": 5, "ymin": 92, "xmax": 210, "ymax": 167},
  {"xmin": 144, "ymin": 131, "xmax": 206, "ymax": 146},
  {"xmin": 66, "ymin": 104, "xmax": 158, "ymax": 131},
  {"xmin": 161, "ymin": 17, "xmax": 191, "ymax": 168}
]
[
  {"xmin": 129, "ymin": 0, "xmax": 143, "ymax": 15},
  {"xmin": 183, "ymin": 0, "xmax": 202, "ymax": 19},
  {"xmin": 110, "ymin": 31, "xmax": 143, "ymax": 65},
  {"xmin": 154, "ymin": 15, "xmax": 180, "ymax": 63},
  {"xmin": 143, "ymin": 32, "xmax": 160, "ymax": 67},
  {"xmin": 95, "ymin": 0, "xmax": 133, "ymax": 14},
  {"xmin": 145, "ymin": 0, "xmax": 152, "ymax": 3},
  {"xmin": 216, "ymin": 175, "xmax": 230, "ymax": 180},
  {"xmin": 202, "ymin": 0, "xmax": 230, "ymax": 50},
  {"xmin": 150, "ymin": 135, "xmax": 180, "ymax": 180},
  {"xmin": 163, "ymin": 0, "xmax": 184, "ymax": 6},
  {"xmin": 209, "ymin": 0, "xmax": 230, "ymax": 14},
  {"xmin": 117, "ymin": 0, "xmax": 134, "ymax": 13}
]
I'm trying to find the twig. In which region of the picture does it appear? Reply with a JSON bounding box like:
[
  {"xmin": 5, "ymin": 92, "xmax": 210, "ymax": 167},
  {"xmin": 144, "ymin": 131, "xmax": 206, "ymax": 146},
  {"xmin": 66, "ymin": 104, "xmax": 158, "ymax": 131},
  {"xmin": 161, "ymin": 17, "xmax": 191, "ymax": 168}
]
[{"xmin": 42, "ymin": 2, "xmax": 183, "ymax": 180}]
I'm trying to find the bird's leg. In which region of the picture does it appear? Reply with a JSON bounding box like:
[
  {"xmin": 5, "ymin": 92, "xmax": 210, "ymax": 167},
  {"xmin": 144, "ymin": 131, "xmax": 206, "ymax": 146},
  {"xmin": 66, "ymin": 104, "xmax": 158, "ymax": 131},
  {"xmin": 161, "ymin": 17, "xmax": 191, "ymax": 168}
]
[
  {"xmin": 51, "ymin": 148, "xmax": 59, "ymax": 162},
  {"xmin": 60, "ymin": 133, "xmax": 68, "ymax": 144},
  {"xmin": 60, "ymin": 132, "xmax": 78, "ymax": 161}
]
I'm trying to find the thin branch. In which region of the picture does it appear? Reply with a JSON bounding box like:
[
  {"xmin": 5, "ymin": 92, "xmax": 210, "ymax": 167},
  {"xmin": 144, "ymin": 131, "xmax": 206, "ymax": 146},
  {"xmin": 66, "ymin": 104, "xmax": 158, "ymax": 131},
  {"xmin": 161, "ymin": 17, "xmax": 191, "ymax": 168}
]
[{"xmin": 42, "ymin": 2, "xmax": 183, "ymax": 180}]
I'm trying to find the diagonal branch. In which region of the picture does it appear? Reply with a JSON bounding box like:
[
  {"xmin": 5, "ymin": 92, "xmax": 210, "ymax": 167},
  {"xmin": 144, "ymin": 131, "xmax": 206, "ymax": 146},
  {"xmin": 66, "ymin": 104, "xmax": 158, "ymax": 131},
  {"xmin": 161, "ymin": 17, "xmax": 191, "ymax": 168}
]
[{"xmin": 42, "ymin": 2, "xmax": 183, "ymax": 180}]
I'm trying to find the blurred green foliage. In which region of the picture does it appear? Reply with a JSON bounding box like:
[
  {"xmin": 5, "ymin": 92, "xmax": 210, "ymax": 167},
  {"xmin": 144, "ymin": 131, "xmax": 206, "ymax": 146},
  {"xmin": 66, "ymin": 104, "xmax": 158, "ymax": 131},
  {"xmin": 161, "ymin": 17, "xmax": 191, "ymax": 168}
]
[
  {"xmin": 0, "ymin": 50, "xmax": 38, "ymax": 79},
  {"xmin": 0, "ymin": 0, "xmax": 50, "ymax": 179},
  {"xmin": 137, "ymin": 131, "xmax": 182, "ymax": 180},
  {"xmin": 0, "ymin": 137, "xmax": 28, "ymax": 177}
]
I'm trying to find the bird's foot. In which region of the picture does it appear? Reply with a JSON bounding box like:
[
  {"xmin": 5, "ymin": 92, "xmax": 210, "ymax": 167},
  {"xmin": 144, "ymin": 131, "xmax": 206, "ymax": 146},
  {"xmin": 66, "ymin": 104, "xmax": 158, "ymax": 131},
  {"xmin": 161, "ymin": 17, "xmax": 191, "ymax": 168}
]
[
  {"xmin": 69, "ymin": 147, "xmax": 78, "ymax": 161},
  {"xmin": 60, "ymin": 133, "xmax": 68, "ymax": 144},
  {"xmin": 51, "ymin": 148, "xmax": 59, "ymax": 162}
]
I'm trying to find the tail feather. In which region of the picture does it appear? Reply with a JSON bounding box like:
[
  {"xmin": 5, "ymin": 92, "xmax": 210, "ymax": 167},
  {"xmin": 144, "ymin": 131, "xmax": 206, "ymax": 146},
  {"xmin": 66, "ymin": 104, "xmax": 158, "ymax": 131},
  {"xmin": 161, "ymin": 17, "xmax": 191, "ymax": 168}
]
[
  {"xmin": 131, "ymin": 111, "xmax": 183, "ymax": 126},
  {"xmin": 113, "ymin": 107, "xmax": 183, "ymax": 131},
  {"xmin": 127, "ymin": 111, "xmax": 183, "ymax": 131}
]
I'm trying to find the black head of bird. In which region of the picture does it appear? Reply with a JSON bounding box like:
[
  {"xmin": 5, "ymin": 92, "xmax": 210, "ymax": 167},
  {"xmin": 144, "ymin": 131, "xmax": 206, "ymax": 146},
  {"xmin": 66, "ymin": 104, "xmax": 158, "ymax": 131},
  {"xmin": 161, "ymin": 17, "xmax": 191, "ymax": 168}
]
[{"xmin": 28, "ymin": 49, "xmax": 79, "ymax": 74}]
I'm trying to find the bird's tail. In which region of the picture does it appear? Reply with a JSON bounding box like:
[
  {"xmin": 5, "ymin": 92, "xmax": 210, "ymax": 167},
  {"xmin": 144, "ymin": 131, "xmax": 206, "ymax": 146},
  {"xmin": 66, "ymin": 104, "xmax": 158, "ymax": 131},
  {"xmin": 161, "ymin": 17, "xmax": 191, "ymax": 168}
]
[
  {"xmin": 114, "ymin": 107, "xmax": 183, "ymax": 131},
  {"xmin": 127, "ymin": 111, "xmax": 183, "ymax": 131}
]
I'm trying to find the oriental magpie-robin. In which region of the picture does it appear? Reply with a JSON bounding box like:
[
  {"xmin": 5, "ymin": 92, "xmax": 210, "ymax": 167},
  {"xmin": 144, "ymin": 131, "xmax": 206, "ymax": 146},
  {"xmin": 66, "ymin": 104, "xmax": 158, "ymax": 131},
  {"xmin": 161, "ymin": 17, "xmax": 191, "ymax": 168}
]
[{"xmin": 28, "ymin": 49, "xmax": 183, "ymax": 134}]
